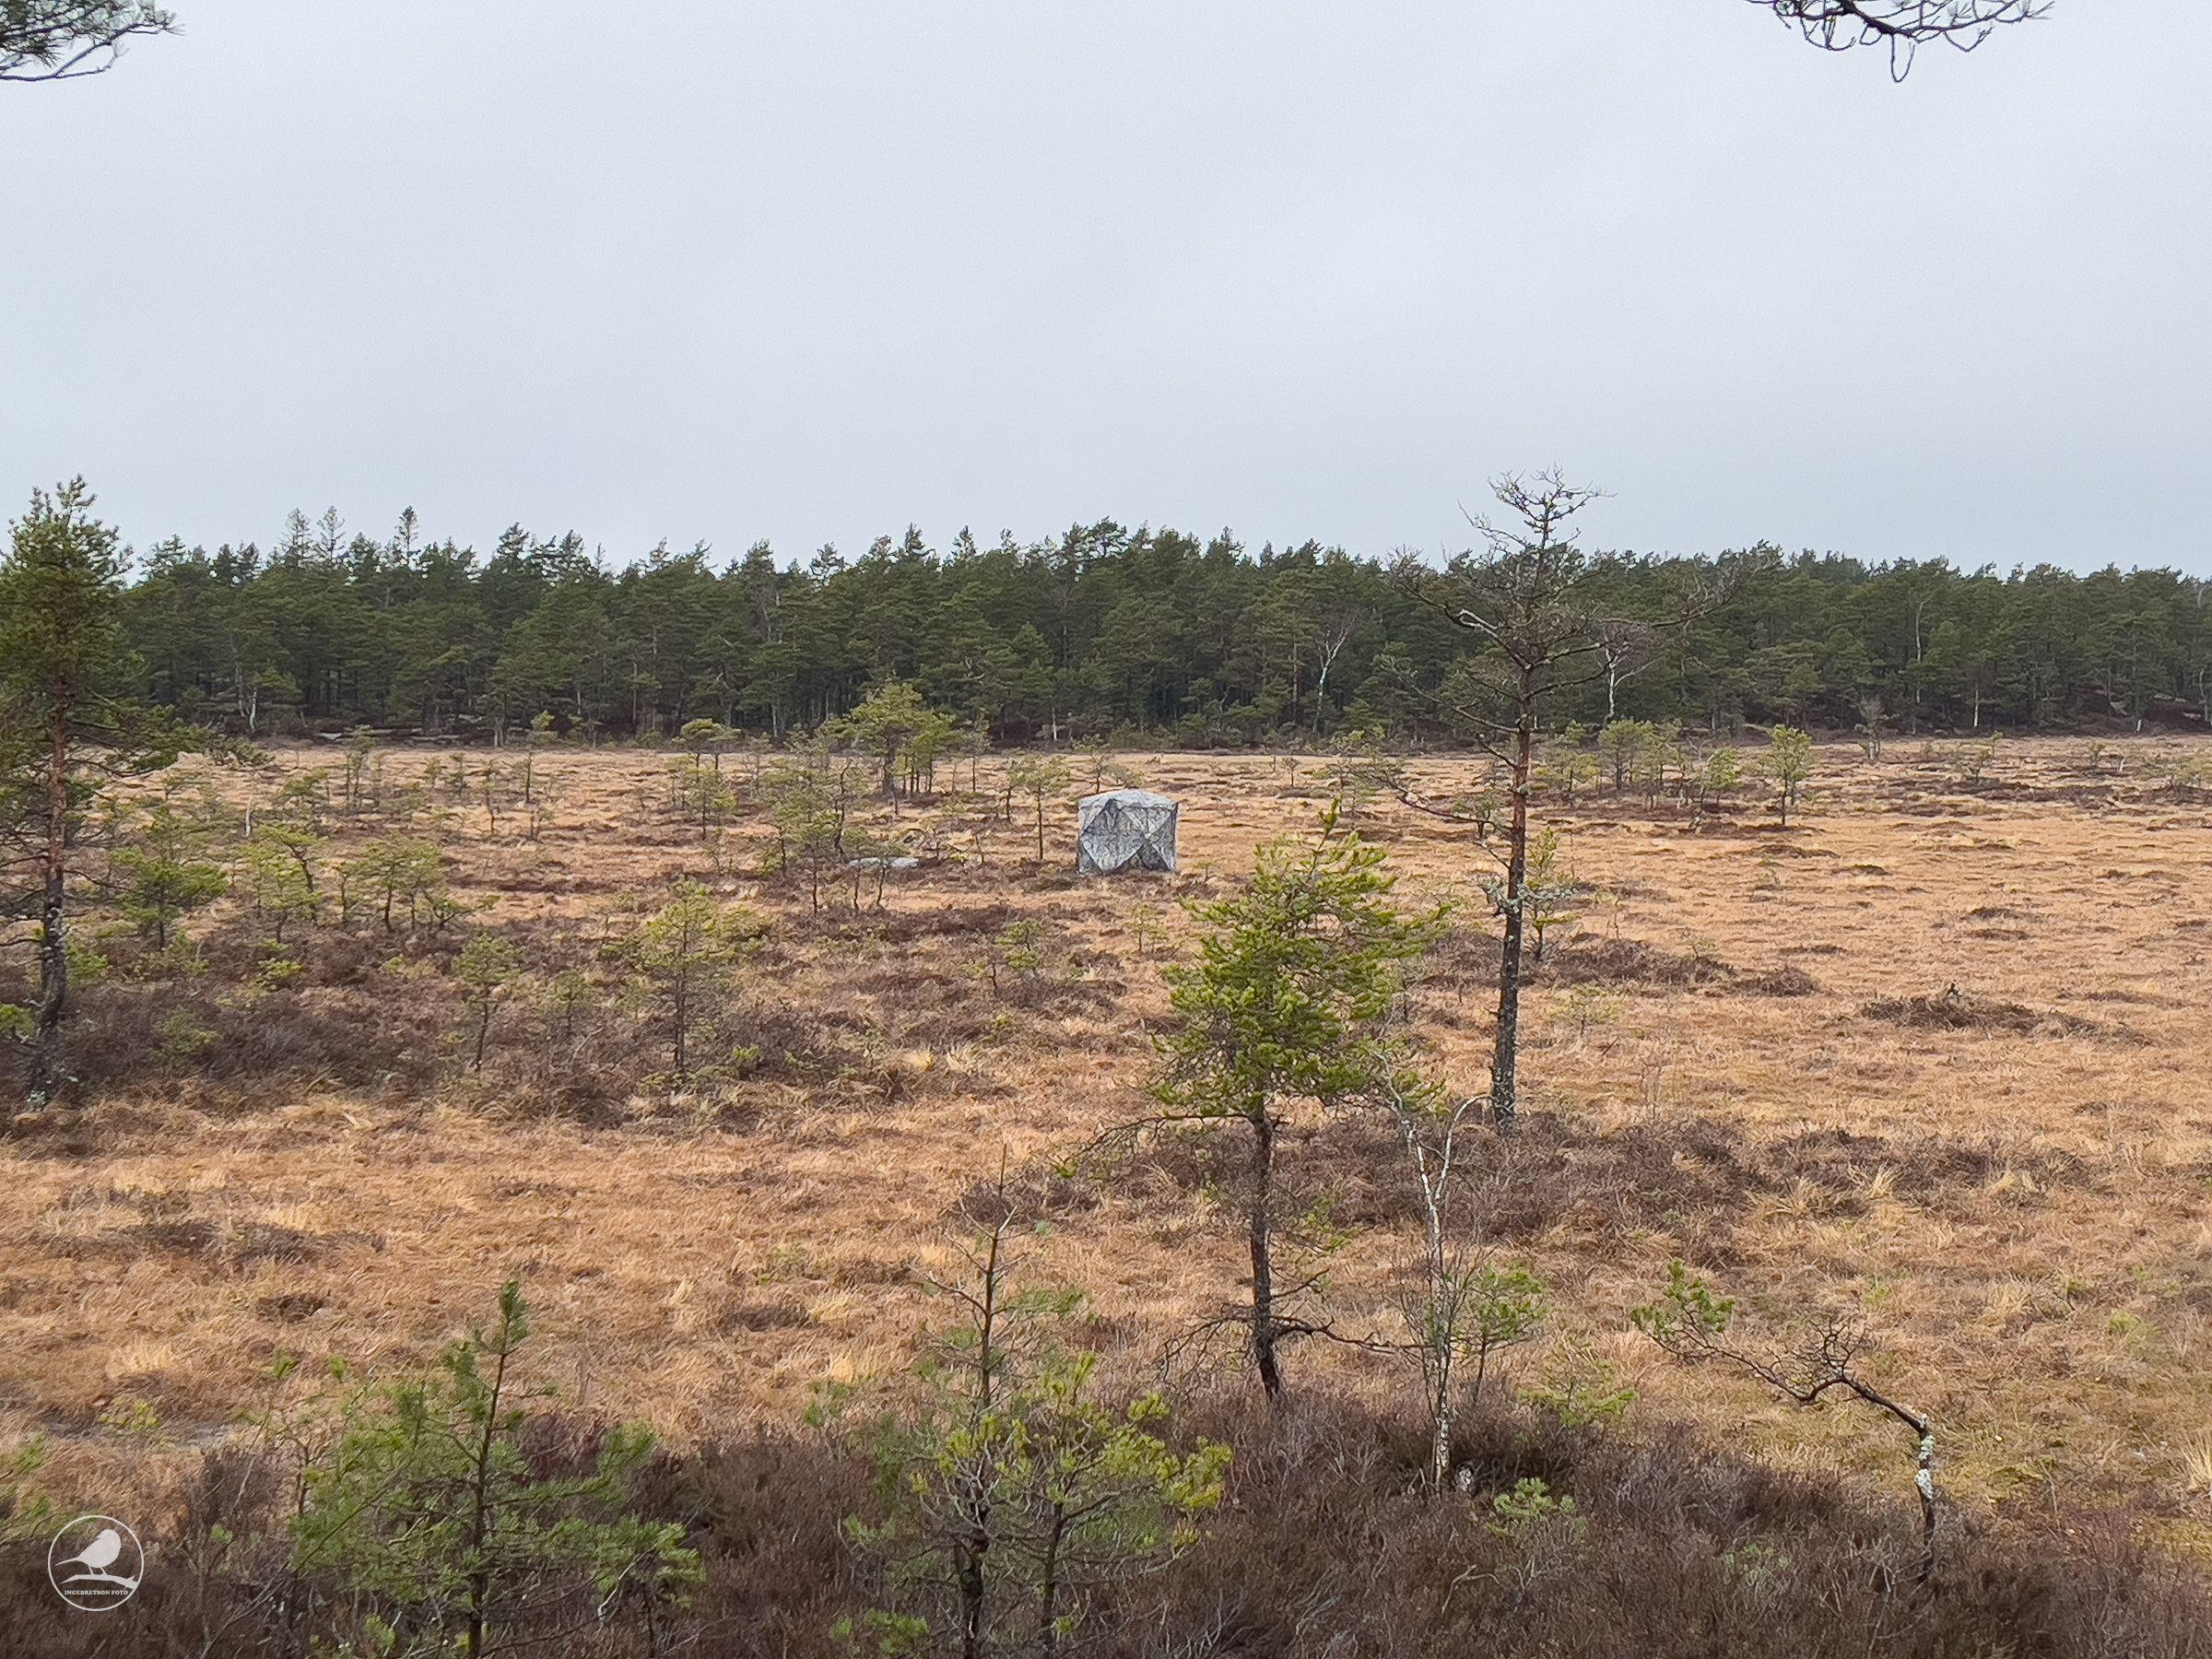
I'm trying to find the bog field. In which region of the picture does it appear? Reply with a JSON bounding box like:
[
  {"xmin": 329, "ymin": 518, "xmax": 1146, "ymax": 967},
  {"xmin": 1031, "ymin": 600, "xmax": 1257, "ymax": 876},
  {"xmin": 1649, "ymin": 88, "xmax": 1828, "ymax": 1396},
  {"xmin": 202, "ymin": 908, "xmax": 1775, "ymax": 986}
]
[{"xmin": 5, "ymin": 732, "xmax": 2212, "ymax": 1649}]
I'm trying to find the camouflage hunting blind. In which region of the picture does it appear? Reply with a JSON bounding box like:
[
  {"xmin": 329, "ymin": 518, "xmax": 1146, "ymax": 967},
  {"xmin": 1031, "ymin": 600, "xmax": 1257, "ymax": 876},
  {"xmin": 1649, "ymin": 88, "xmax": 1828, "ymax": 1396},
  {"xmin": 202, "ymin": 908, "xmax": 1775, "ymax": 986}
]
[{"xmin": 1076, "ymin": 789, "xmax": 1180, "ymax": 875}]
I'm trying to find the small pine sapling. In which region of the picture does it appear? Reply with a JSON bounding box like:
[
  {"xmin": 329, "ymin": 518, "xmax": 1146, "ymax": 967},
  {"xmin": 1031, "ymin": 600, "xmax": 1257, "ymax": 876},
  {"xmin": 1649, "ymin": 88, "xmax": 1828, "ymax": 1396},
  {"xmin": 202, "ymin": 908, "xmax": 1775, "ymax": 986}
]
[
  {"xmin": 1132, "ymin": 812, "xmax": 1438, "ymax": 1400},
  {"xmin": 1679, "ymin": 745, "xmax": 1742, "ymax": 827},
  {"xmin": 346, "ymin": 835, "xmax": 456, "ymax": 933},
  {"xmin": 1597, "ymin": 719, "xmax": 1653, "ymax": 794},
  {"xmin": 830, "ymin": 1191, "xmax": 1229, "ymax": 1658},
  {"xmin": 526, "ymin": 770, "xmax": 559, "ymax": 842},
  {"xmin": 546, "ymin": 966, "xmax": 594, "ymax": 1045},
  {"xmin": 291, "ymin": 1282, "xmax": 699, "ymax": 1655},
  {"xmin": 115, "ymin": 801, "xmax": 226, "ymax": 950},
  {"xmin": 1128, "ymin": 900, "xmax": 1171, "ymax": 962},
  {"xmin": 1949, "ymin": 731, "xmax": 2001, "ymax": 784},
  {"xmin": 982, "ymin": 918, "xmax": 1051, "ymax": 1000},
  {"xmin": 1763, "ymin": 726, "xmax": 1814, "ymax": 828},
  {"xmin": 520, "ymin": 710, "xmax": 557, "ymax": 805},
  {"xmin": 343, "ymin": 726, "xmax": 377, "ymax": 813},
  {"xmin": 1854, "ymin": 697, "xmax": 1888, "ymax": 762},
  {"xmin": 1512, "ymin": 826, "xmax": 1580, "ymax": 962},
  {"xmin": 630, "ymin": 878, "xmax": 756, "ymax": 1080},
  {"xmin": 456, "ymin": 932, "xmax": 519, "ymax": 1071},
  {"xmin": 241, "ymin": 824, "xmax": 322, "ymax": 944},
  {"xmin": 1006, "ymin": 755, "xmax": 1073, "ymax": 866}
]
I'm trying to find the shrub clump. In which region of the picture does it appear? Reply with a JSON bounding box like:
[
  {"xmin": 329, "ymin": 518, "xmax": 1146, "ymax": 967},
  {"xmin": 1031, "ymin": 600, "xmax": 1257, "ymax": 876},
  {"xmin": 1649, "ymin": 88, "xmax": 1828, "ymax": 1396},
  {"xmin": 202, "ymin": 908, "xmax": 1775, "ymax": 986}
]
[{"xmin": 1860, "ymin": 983, "xmax": 2103, "ymax": 1037}]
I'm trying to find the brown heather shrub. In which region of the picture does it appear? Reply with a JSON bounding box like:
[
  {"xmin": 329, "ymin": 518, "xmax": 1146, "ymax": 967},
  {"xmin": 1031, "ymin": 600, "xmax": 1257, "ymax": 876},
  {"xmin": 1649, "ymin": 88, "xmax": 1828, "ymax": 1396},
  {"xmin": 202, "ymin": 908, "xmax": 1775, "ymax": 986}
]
[
  {"xmin": 950, "ymin": 1159, "xmax": 1100, "ymax": 1224},
  {"xmin": 45, "ymin": 907, "xmax": 854, "ymax": 1124},
  {"xmin": 4, "ymin": 1394, "xmax": 2204, "ymax": 1658},
  {"xmin": 70, "ymin": 979, "xmax": 448, "ymax": 1101},
  {"xmin": 1764, "ymin": 1125, "xmax": 2093, "ymax": 1209},
  {"xmin": 1426, "ymin": 932, "xmax": 1821, "ymax": 1002},
  {"xmin": 1109, "ymin": 1394, "xmax": 2211, "ymax": 1659},
  {"xmin": 1533, "ymin": 935, "xmax": 1739, "ymax": 990},
  {"xmin": 1114, "ymin": 1111, "xmax": 2091, "ymax": 1267},
  {"xmin": 1860, "ymin": 984, "xmax": 2110, "ymax": 1039},
  {"xmin": 844, "ymin": 900, "xmax": 1022, "ymax": 944},
  {"xmin": 1735, "ymin": 962, "xmax": 1824, "ymax": 997}
]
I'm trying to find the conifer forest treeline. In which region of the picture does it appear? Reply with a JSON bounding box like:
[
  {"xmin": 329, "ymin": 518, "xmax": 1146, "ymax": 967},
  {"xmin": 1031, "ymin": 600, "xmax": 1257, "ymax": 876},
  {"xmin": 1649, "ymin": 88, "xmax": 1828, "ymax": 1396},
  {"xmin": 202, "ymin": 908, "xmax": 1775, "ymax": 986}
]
[{"xmin": 114, "ymin": 505, "xmax": 2212, "ymax": 743}]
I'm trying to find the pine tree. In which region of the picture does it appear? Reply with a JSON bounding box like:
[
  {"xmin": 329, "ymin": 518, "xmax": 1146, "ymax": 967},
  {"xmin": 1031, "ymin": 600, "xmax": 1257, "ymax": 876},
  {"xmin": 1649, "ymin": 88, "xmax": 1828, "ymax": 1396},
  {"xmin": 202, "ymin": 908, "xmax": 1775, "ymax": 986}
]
[
  {"xmin": 114, "ymin": 799, "xmax": 226, "ymax": 950},
  {"xmin": 834, "ymin": 1194, "xmax": 1229, "ymax": 1657},
  {"xmin": 835, "ymin": 677, "xmax": 945, "ymax": 811},
  {"xmin": 1147, "ymin": 813, "xmax": 1438, "ymax": 1399},
  {"xmin": 456, "ymin": 933, "xmax": 519, "ymax": 1071},
  {"xmin": 1765, "ymin": 725, "xmax": 1815, "ymax": 827},
  {"xmin": 1, "ymin": 481, "xmax": 183, "ymax": 1109},
  {"xmin": 1006, "ymin": 755, "xmax": 1071, "ymax": 865},
  {"xmin": 631, "ymin": 878, "xmax": 754, "ymax": 1078},
  {"xmin": 1394, "ymin": 474, "xmax": 1753, "ymax": 1127},
  {"xmin": 293, "ymin": 1281, "xmax": 700, "ymax": 1654}
]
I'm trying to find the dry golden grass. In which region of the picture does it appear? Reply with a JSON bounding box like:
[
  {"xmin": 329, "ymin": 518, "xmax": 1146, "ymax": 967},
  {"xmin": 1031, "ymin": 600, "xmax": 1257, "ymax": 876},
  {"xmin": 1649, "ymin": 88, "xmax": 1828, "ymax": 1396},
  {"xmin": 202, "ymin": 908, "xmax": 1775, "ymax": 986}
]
[{"xmin": 6, "ymin": 734, "xmax": 2211, "ymax": 1554}]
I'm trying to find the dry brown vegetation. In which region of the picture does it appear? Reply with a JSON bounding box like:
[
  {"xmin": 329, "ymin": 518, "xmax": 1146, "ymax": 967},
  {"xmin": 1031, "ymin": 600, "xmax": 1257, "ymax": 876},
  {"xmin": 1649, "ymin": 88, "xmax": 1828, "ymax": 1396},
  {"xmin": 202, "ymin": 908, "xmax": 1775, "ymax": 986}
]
[{"xmin": 6, "ymin": 732, "xmax": 2212, "ymax": 1647}]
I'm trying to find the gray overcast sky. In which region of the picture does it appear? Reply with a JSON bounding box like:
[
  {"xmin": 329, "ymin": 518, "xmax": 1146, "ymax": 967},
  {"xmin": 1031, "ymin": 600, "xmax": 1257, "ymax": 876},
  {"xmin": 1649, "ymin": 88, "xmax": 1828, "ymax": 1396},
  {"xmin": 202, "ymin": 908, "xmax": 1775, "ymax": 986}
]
[{"xmin": 3, "ymin": 2, "xmax": 2206, "ymax": 575}]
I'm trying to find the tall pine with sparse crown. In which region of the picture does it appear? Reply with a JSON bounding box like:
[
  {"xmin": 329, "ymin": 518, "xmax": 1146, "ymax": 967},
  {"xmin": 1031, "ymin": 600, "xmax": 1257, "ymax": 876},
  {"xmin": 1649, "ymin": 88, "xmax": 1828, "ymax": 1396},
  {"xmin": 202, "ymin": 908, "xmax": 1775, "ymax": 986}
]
[{"xmin": 1, "ymin": 480, "xmax": 182, "ymax": 1112}]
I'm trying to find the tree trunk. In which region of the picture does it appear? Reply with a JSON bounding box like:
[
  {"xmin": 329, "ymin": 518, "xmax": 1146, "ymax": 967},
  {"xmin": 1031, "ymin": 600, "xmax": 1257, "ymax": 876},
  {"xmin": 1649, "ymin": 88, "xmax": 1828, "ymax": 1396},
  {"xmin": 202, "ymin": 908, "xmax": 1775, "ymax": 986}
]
[
  {"xmin": 1912, "ymin": 1420, "xmax": 1938, "ymax": 1585},
  {"xmin": 958, "ymin": 1224, "xmax": 1001, "ymax": 1659},
  {"xmin": 1430, "ymin": 1371, "xmax": 1455, "ymax": 1492},
  {"xmin": 1038, "ymin": 1506, "xmax": 1069, "ymax": 1657},
  {"xmin": 1247, "ymin": 1108, "xmax": 1284, "ymax": 1399},
  {"xmin": 1426, "ymin": 1251, "xmax": 1457, "ymax": 1491},
  {"xmin": 671, "ymin": 968, "xmax": 689, "ymax": 1077},
  {"xmin": 1490, "ymin": 686, "xmax": 1535, "ymax": 1131},
  {"xmin": 462, "ymin": 1332, "xmax": 511, "ymax": 1659},
  {"xmin": 29, "ymin": 712, "xmax": 72, "ymax": 1107},
  {"xmin": 958, "ymin": 1535, "xmax": 988, "ymax": 1659}
]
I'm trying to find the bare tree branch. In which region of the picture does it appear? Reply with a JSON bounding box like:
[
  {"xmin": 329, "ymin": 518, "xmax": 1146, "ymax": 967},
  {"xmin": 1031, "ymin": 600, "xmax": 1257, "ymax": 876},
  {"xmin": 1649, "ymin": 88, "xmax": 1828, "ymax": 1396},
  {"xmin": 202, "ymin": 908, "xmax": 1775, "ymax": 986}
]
[
  {"xmin": 1750, "ymin": 0, "xmax": 2049, "ymax": 78},
  {"xmin": 1635, "ymin": 1268, "xmax": 1941, "ymax": 1586}
]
